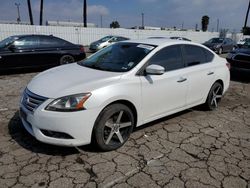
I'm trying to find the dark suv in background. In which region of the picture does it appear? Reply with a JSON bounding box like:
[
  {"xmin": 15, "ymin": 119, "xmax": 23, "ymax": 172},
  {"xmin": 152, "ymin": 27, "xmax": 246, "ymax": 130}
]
[
  {"xmin": 203, "ymin": 38, "xmax": 236, "ymax": 54},
  {"xmin": 0, "ymin": 35, "xmax": 86, "ymax": 71}
]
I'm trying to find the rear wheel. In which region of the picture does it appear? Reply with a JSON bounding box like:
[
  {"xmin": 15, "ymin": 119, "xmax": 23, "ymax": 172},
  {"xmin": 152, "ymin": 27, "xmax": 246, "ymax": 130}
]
[
  {"xmin": 60, "ymin": 55, "xmax": 74, "ymax": 65},
  {"xmin": 204, "ymin": 82, "xmax": 223, "ymax": 110},
  {"xmin": 93, "ymin": 104, "xmax": 134, "ymax": 151}
]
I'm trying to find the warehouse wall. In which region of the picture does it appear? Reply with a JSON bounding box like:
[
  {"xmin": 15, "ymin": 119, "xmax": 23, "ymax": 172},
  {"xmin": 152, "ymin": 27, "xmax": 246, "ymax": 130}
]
[{"xmin": 0, "ymin": 23, "xmax": 241, "ymax": 45}]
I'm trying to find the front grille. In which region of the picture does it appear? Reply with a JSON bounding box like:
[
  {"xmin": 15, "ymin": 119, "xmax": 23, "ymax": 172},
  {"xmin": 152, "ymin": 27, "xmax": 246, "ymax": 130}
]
[{"xmin": 22, "ymin": 89, "xmax": 48, "ymax": 112}]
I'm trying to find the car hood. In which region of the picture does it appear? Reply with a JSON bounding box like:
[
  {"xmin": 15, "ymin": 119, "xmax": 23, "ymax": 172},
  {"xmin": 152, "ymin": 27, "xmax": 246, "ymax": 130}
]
[{"xmin": 27, "ymin": 63, "xmax": 122, "ymax": 98}]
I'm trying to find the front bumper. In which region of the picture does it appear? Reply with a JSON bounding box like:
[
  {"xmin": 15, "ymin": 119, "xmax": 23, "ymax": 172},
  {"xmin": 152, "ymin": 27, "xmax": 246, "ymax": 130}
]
[{"xmin": 19, "ymin": 98, "xmax": 101, "ymax": 146}]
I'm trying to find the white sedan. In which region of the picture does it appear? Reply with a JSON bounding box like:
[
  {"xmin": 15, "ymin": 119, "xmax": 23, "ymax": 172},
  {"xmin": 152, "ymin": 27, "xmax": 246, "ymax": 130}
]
[{"xmin": 19, "ymin": 39, "xmax": 230, "ymax": 151}]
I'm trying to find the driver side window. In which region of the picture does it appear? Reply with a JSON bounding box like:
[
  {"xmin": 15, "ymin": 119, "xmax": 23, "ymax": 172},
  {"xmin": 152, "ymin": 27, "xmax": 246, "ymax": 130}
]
[{"xmin": 148, "ymin": 45, "xmax": 184, "ymax": 71}]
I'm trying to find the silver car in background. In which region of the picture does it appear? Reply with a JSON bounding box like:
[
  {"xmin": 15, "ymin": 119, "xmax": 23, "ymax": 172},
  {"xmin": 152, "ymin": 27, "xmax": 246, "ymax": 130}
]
[{"xmin": 89, "ymin": 35, "xmax": 129, "ymax": 52}]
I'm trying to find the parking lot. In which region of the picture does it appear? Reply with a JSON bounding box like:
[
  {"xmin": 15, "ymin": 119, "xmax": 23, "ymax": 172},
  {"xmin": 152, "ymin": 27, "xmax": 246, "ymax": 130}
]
[{"xmin": 0, "ymin": 59, "xmax": 250, "ymax": 188}]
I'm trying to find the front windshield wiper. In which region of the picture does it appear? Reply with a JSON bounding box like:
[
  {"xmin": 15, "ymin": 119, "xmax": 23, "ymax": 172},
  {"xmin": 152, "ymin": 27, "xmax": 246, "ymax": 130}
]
[{"xmin": 81, "ymin": 63, "xmax": 116, "ymax": 72}]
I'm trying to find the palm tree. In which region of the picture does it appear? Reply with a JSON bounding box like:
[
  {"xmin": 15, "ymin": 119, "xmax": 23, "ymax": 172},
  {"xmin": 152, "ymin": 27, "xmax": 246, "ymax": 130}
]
[
  {"xmin": 27, "ymin": 0, "xmax": 33, "ymax": 25},
  {"xmin": 201, "ymin": 15, "xmax": 209, "ymax": 32},
  {"xmin": 39, "ymin": 0, "xmax": 44, "ymax": 25},
  {"xmin": 83, "ymin": 0, "xmax": 87, "ymax": 27}
]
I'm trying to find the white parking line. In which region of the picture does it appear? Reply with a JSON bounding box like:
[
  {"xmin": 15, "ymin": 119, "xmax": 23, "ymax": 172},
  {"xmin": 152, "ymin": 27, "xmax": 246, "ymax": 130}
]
[{"xmin": 0, "ymin": 108, "xmax": 8, "ymax": 112}]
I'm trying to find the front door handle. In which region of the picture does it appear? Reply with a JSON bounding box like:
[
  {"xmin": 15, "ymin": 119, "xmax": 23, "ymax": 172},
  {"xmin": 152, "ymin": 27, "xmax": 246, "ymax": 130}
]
[
  {"xmin": 207, "ymin": 71, "xmax": 214, "ymax": 75},
  {"xmin": 177, "ymin": 77, "xmax": 187, "ymax": 83}
]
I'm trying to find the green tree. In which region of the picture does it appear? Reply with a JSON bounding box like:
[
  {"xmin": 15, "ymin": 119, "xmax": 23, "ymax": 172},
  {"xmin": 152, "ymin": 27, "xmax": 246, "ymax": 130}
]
[
  {"xmin": 201, "ymin": 15, "xmax": 209, "ymax": 32},
  {"xmin": 110, "ymin": 21, "xmax": 120, "ymax": 28}
]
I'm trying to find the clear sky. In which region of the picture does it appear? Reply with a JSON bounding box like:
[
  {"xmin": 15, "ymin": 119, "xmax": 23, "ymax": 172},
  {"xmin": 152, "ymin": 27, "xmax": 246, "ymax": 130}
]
[{"xmin": 0, "ymin": 0, "xmax": 248, "ymax": 32}]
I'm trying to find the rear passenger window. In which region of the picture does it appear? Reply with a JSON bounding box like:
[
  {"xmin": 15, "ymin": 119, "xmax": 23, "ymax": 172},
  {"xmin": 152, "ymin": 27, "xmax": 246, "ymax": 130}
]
[
  {"xmin": 39, "ymin": 36, "xmax": 68, "ymax": 47},
  {"xmin": 183, "ymin": 45, "xmax": 206, "ymax": 66},
  {"xmin": 204, "ymin": 49, "xmax": 214, "ymax": 62},
  {"xmin": 148, "ymin": 45, "xmax": 183, "ymax": 71}
]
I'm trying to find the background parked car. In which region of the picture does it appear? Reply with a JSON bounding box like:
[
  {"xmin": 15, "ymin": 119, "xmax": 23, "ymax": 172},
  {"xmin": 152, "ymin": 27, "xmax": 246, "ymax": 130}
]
[
  {"xmin": 0, "ymin": 34, "xmax": 86, "ymax": 71},
  {"xmin": 170, "ymin": 36, "xmax": 191, "ymax": 41},
  {"xmin": 89, "ymin": 35, "xmax": 129, "ymax": 52},
  {"xmin": 237, "ymin": 38, "xmax": 250, "ymax": 48},
  {"xmin": 203, "ymin": 38, "xmax": 236, "ymax": 54},
  {"xmin": 226, "ymin": 41, "xmax": 250, "ymax": 70}
]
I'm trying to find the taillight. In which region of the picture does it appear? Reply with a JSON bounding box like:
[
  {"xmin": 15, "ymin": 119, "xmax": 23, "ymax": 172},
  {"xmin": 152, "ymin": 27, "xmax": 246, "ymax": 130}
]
[
  {"xmin": 80, "ymin": 46, "xmax": 85, "ymax": 53},
  {"xmin": 226, "ymin": 62, "xmax": 231, "ymax": 70}
]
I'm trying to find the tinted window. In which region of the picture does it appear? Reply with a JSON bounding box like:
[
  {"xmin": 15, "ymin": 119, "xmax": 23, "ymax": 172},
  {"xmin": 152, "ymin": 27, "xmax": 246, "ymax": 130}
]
[
  {"xmin": 117, "ymin": 37, "xmax": 128, "ymax": 41},
  {"xmin": 204, "ymin": 49, "xmax": 214, "ymax": 62},
  {"xmin": 208, "ymin": 38, "xmax": 224, "ymax": 43},
  {"xmin": 0, "ymin": 36, "xmax": 17, "ymax": 48},
  {"xmin": 148, "ymin": 45, "xmax": 183, "ymax": 71},
  {"xmin": 39, "ymin": 36, "xmax": 69, "ymax": 47},
  {"xmin": 14, "ymin": 36, "xmax": 39, "ymax": 48},
  {"xmin": 183, "ymin": 45, "xmax": 206, "ymax": 66}
]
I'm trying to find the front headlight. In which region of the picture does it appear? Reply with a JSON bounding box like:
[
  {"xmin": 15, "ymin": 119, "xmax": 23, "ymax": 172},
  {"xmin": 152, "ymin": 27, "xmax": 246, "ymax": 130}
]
[{"xmin": 45, "ymin": 93, "xmax": 91, "ymax": 112}]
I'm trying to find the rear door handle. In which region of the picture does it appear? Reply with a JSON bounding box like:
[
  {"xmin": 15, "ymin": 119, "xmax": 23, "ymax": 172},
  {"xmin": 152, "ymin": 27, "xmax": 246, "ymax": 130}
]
[
  {"xmin": 207, "ymin": 71, "xmax": 214, "ymax": 75},
  {"xmin": 177, "ymin": 77, "xmax": 187, "ymax": 83}
]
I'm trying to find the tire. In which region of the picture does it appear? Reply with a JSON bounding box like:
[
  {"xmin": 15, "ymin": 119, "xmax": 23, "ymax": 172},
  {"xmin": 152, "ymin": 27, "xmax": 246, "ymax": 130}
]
[
  {"xmin": 60, "ymin": 55, "xmax": 74, "ymax": 65},
  {"xmin": 93, "ymin": 104, "xmax": 134, "ymax": 151},
  {"xmin": 218, "ymin": 47, "xmax": 223, "ymax": 55},
  {"xmin": 204, "ymin": 82, "xmax": 223, "ymax": 111}
]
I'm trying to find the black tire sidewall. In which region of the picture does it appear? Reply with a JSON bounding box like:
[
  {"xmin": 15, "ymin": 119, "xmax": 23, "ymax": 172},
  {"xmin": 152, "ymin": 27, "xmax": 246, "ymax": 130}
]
[
  {"xmin": 93, "ymin": 104, "xmax": 134, "ymax": 151},
  {"xmin": 60, "ymin": 55, "xmax": 74, "ymax": 65},
  {"xmin": 205, "ymin": 82, "xmax": 222, "ymax": 111}
]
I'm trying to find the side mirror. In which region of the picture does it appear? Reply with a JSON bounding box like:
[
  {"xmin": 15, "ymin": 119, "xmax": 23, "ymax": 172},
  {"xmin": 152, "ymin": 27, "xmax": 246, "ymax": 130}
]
[
  {"xmin": 8, "ymin": 44, "xmax": 16, "ymax": 51},
  {"xmin": 145, "ymin": 64, "xmax": 165, "ymax": 75}
]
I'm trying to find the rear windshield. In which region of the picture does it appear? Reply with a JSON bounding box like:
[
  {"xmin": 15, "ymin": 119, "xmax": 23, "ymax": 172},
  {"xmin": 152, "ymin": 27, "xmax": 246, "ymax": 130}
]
[
  {"xmin": 79, "ymin": 42, "xmax": 156, "ymax": 72},
  {"xmin": 208, "ymin": 38, "xmax": 224, "ymax": 43}
]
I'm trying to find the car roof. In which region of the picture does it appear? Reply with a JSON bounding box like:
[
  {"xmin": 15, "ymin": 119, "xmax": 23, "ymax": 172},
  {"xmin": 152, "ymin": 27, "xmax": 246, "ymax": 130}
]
[
  {"xmin": 10, "ymin": 34, "xmax": 54, "ymax": 38},
  {"xmin": 122, "ymin": 38, "xmax": 197, "ymax": 47}
]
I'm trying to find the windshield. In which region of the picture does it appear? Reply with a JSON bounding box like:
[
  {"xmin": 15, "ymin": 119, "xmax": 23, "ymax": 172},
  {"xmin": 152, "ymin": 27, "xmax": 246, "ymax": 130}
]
[
  {"xmin": 207, "ymin": 38, "xmax": 224, "ymax": 43},
  {"xmin": 98, "ymin": 36, "xmax": 113, "ymax": 42},
  {"xmin": 79, "ymin": 42, "xmax": 156, "ymax": 72},
  {"xmin": 0, "ymin": 36, "xmax": 17, "ymax": 48}
]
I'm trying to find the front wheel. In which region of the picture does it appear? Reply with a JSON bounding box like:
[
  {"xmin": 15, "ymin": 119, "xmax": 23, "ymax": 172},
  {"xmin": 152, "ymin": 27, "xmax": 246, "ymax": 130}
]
[
  {"xmin": 93, "ymin": 104, "xmax": 134, "ymax": 151},
  {"xmin": 204, "ymin": 82, "xmax": 223, "ymax": 111}
]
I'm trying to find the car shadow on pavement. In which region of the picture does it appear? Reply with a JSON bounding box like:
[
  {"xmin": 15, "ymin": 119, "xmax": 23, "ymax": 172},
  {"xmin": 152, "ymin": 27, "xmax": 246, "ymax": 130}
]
[
  {"xmin": 8, "ymin": 111, "xmax": 86, "ymax": 156},
  {"xmin": 230, "ymin": 69, "xmax": 250, "ymax": 83}
]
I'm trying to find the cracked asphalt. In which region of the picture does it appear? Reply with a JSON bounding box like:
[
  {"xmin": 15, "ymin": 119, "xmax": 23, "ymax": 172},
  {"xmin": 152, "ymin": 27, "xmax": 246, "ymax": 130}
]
[{"xmin": 0, "ymin": 68, "xmax": 250, "ymax": 188}]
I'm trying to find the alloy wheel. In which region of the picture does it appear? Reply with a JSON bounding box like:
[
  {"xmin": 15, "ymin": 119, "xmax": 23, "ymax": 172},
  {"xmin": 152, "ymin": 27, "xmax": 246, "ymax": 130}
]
[
  {"xmin": 103, "ymin": 110, "xmax": 132, "ymax": 145},
  {"xmin": 210, "ymin": 85, "xmax": 222, "ymax": 108}
]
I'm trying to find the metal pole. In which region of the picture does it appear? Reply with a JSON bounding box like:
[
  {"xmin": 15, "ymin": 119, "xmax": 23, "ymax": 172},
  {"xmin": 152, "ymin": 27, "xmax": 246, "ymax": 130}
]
[
  {"xmin": 39, "ymin": 0, "xmax": 43, "ymax": 25},
  {"xmin": 15, "ymin": 3, "xmax": 21, "ymax": 23},
  {"xmin": 141, "ymin": 13, "xmax": 144, "ymax": 28},
  {"xmin": 83, "ymin": 0, "xmax": 87, "ymax": 27},
  {"xmin": 27, "ymin": 0, "xmax": 34, "ymax": 25},
  {"xmin": 100, "ymin": 14, "xmax": 103, "ymax": 28},
  {"xmin": 217, "ymin": 19, "xmax": 219, "ymax": 32},
  {"xmin": 244, "ymin": 0, "xmax": 250, "ymax": 28}
]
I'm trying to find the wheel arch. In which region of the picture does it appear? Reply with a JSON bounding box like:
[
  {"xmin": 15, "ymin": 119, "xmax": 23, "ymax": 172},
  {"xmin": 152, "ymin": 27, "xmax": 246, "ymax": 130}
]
[
  {"xmin": 214, "ymin": 79, "xmax": 224, "ymax": 92},
  {"xmin": 91, "ymin": 99, "xmax": 138, "ymax": 145}
]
